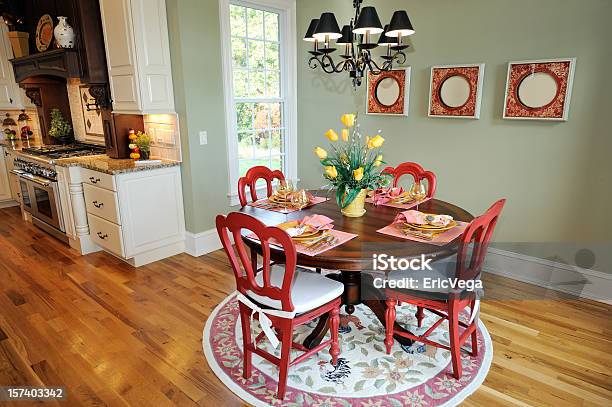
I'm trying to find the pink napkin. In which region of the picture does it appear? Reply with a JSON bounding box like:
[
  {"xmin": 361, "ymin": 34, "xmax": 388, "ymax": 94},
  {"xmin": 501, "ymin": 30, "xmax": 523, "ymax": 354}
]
[
  {"xmin": 394, "ymin": 210, "xmax": 453, "ymax": 227},
  {"xmin": 370, "ymin": 187, "xmax": 405, "ymax": 206},
  {"xmin": 299, "ymin": 214, "xmax": 334, "ymax": 230}
]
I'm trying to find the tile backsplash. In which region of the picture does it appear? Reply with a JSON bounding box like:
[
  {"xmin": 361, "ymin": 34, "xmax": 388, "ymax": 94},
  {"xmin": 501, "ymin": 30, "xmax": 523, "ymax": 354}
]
[
  {"xmin": 144, "ymin": 113, "xmax": 182, "ymax": 162},
  {"xmin": 67, "ymin": 78, "xmax": 105, "ymax": 145}
]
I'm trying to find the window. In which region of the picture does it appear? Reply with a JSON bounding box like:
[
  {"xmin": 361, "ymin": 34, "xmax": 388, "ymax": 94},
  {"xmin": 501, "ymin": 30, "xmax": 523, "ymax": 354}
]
[{"xmin": 220, "ymin": 0, "xmax": 297, "ymax": 203}]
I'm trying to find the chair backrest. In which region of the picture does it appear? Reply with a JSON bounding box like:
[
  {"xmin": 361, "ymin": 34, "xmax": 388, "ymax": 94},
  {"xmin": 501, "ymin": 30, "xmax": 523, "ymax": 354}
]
[
  {"xmin": 216, "ymin": 212, "xmax": 297, "ymax": 312},
  {"xmin": 382, "ymin": 162, "xmax": 437, "ymax": 198},
  {"xmin": 238, "ymin": 166, "xmax": 286, "ymax": 207},
  {"xmin": 456, "ymin": 199, "xmax": 506, "ymax": 281}
]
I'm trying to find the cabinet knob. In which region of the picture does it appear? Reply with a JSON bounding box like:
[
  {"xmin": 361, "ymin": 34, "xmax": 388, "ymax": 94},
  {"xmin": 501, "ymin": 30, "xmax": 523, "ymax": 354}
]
[
  {"xmin": 92, "ymin": 200, "xmax": 104, "ymax": 208},
  {"xmin": 97, "ymin": 232, "xmax": 108, "ymax": 240},
  {"xmin": 89, "ymin": 177, "xmax": 101, "ymax": 184}
]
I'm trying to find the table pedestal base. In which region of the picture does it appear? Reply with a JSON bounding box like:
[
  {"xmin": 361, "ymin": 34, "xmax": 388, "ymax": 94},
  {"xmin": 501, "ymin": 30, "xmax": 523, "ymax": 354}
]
[{"xmin": 303, "ymin": 271, "xmax": 415, "ymax": 349}]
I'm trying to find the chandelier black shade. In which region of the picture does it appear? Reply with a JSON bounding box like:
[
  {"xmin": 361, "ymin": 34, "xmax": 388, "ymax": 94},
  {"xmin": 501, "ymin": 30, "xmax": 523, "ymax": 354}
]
[
  {"xmin": 386, "ymin": 10, "xmax": 415, "ymax": 37},
  {"xmin": 304, "ymin": 19, "xmax": 320, "ymax": 42},
  {"xmin": 313, "ymin": 12, "xmax": 342, "ymax": 40},
  {"xmin": 336, "ymin": 25, "xmax": 353, "ymax": 45},
  {"xmin": 378, "ymin": 25, "xmax": 398, "ymax": 46},
  {"xmin": 353, "ymin": 6, "xmax": 383, "ymax": 35},
  {"xmin": 304, "ymin": 0, "xmax": 414, "ymax": 87}
]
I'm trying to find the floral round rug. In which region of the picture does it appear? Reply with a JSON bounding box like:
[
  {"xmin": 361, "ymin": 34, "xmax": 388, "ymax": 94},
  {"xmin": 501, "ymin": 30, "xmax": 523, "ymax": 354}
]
[{"xmin": 203, "ymin": 293, "xmax": 492, "ymax": 406}]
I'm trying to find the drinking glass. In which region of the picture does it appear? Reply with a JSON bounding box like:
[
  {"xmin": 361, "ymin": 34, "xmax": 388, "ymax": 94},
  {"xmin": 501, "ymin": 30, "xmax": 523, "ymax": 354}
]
[
  {"xmin": 291, "ymin": 189, "xmax": 309, "ymax": 211},
  {"xmin": 409, "ymin": 182, "xmax": 427, "ymax": 210}
]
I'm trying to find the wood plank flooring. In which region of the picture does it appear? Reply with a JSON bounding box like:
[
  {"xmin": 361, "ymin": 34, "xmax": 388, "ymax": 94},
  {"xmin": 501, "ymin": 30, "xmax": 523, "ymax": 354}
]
[{"xmin": 0, "ymin": 206, "xmax": 610, "ymax": 406}]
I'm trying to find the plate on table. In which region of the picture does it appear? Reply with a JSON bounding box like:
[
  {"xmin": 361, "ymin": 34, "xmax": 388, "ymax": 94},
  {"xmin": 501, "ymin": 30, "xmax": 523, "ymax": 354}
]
[
  {"xmin": 404, "ymin": 222, "xmax": 456, "ymax": 233},
  {"xmin": 277, "ymin": 221, "xmax": 323, "ymax": 240},
  {"xmin": 36, "ymin": 14, "xmax": 54, "ymax": 52},
  {"xmin": 269, "ymin": 194, "xmax": 292, "ymax": 204},
  {"xmin": 403, "ymin": 214, "xmax": 457, "ymax": 232},
  {"xmin": 390, "ymin": 192, "xmax": 415, "ymax": 204}
]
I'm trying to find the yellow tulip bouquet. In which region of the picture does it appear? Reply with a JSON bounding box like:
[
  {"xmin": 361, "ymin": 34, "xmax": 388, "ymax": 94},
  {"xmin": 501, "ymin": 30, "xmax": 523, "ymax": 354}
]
[{"xmin": 314, "ymin": 113, "xmax": 390, "ymax": 209}]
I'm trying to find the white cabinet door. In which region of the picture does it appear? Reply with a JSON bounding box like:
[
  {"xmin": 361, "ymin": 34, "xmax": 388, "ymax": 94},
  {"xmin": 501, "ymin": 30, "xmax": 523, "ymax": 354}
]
[
  {"xmin": 0, "ymin": 147, "xmax": 13, "ymax": 202},
  {"xmin": 98, "ymin": 0, "xmax": 175, "ymax": 114},
  {"xmin": 130, "ymin": 0, "xmax": 175, "ymax": 113},
  {"xmin": 0, "ymin": 24, "xmax": 23, "ymax": 109},
  {"xmin": 116, "ymin": 167, "xmax": 184, "ymax": 258},
  {"xmin": 99, "ymin": 0, "xmax": 141, "ymax": 113}
]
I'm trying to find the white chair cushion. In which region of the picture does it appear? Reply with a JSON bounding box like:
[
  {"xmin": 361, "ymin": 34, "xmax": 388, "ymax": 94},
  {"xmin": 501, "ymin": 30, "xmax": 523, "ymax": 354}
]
[{"xmin": 246, "ymin": 266, "xmax": 344, "ymax": 314}]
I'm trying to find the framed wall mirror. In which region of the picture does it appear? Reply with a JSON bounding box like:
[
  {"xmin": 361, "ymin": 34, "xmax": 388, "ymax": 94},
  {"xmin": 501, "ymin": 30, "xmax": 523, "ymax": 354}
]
[
  {"xmin": 503, "ymin": 58, "xmax": 576, "ymax": 121},
  {"xmin": 366, "ymin": 68, "xmax": 411, "ymax": 116},
  {"xmin": 428, "ymin": 63, "xmax": 485, "ymax": 119}
]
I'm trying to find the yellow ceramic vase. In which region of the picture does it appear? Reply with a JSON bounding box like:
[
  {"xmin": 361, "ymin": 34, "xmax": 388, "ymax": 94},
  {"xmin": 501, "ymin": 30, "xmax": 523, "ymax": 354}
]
[{"xmin": 341, "ymin": 189, "xmax": 367, "ymax": 218}]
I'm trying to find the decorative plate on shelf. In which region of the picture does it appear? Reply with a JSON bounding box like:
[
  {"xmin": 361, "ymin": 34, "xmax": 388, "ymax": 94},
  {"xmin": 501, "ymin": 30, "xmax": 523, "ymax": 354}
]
[{"xmin": 35, "ymin": 14, "xmax": 54, "ymax": 52}]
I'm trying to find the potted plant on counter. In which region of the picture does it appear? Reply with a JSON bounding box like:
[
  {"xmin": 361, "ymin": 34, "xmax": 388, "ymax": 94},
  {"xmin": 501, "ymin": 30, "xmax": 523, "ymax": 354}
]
[
  {"xmin": 129, "ymin": 131, "xmax": 152, "ymax": 160},
  {"xmin": 48, "ymin": 108, "xmax": 73, "ymax": 145},
  {"xmin": 315, "ymin": 113, "xmax": 389, "ymax": 217}
]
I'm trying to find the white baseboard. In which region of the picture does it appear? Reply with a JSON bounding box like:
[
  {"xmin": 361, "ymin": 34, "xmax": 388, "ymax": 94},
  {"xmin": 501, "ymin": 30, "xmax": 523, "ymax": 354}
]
[
  {"xmin": 0, "ymin": 200, "xmax": 19, "ymax": 209},
  {"xmin": 129, "ymin": 240, "xmax": 185, "ymax": 267},
  {"xmin": 185, "ymin": 229, "xmax": 234, "ymax": 257},
  {"xmin": 484, "ymin": 248, "xmax": 612, "ymax": 305}
]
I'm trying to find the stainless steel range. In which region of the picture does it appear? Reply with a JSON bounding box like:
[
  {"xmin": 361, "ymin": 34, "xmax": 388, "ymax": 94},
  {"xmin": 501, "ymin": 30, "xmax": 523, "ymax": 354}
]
[{"xmin": 11, "ymin": 143, "xmax": 106, "ymax": 241}]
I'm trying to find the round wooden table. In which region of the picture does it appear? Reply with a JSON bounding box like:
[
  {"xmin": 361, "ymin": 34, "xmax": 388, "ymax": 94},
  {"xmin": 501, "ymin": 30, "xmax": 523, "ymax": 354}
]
[{"xmin": 241, "ymin": 191, "xmax": 474, "ymax": 349}]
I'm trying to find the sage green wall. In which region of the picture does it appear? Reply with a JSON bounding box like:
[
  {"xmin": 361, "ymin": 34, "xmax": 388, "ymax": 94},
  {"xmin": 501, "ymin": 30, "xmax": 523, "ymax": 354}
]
[
  {"xmin": 166, "ymin": 0, "xmax": 610, "ymax": 271},
  {"xmin": 166, "ymin": 0, "xmax": 234, "ymax": 233},
  {"xmin": 297, "ymin": 0, "xmax": 612, "ymax": 271}
]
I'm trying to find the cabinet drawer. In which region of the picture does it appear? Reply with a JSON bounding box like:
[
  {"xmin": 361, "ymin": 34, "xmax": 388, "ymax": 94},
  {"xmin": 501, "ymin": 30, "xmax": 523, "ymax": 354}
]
[
  {"xmin": 88, "ymin": 213, "xmax": 124, "ymax": 257},
  {"xmin": 83, "ymin": 183, "xmax": 121, "ymax": 225},
  {"xmin": 82, "ymin": 168, "xmax": 116, "ymax": 191}
]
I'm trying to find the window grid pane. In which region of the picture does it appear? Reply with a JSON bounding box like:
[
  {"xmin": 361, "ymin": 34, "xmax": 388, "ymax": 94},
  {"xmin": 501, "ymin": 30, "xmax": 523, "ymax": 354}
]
[{"xmin": 230, "ymin": 3, "xmax": 286, "ymax": 178}]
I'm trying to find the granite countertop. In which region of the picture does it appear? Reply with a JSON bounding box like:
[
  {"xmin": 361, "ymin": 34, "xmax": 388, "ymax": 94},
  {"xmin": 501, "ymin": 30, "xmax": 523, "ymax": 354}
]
[{"xmin": 55, "ymin": 155, "xmax": 181, "ymax": 175}]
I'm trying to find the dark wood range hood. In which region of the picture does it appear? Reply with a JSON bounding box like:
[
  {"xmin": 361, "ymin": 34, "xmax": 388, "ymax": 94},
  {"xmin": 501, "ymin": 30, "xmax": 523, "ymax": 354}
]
[{"xmin": 9, "ymin": 0, "xmax": 112, "ymax": 144}]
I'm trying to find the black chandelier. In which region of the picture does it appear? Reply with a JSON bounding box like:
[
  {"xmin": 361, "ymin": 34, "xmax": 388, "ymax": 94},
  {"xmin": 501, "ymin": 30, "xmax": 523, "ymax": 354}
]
[{"xmin": 304, "ymin": 0, "xmax": 415, "ymax": 87}]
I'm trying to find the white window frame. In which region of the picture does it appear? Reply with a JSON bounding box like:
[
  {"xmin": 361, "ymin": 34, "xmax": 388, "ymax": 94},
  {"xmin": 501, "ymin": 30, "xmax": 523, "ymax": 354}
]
[{"xmin": 219, "ymin": 0, "xmax": 297, "ymax": 206}]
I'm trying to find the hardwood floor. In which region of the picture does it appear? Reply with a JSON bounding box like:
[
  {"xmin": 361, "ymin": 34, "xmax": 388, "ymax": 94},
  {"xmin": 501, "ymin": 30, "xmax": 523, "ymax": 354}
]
[{"xmin": 0, "ymin": 206, "xmax": 610, "ymax": 406}]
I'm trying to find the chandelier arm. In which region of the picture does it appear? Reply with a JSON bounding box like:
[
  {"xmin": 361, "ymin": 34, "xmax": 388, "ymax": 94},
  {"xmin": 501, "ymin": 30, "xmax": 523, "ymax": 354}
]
[
  {"xmin": 308, "ymin": 55, "xmax": 322, "ymax": 69},
  {"xmin": 393, "ymin": 51, "xmax": 407, "ymax": 65},
  {"xmin": 323, "ymin": 54, "xmax": 347, "ymax": 73},
  {"xmin": 310, "ymin": 55, "xmax": 334, "ymax": 73},
  {"xmin": 343, "ymin": 58, "xmax": 356, "ymax": 72},
  {"xmin": 335, "ymin": 59, "xmax": 350, "ymax": 72},
  {"xmin": 367, "ymin": 58, "xmax": 384, "ymax": 74},
  {"xmin": 318, "ymin": 54, "xmax": 339, "ymax": 73}
]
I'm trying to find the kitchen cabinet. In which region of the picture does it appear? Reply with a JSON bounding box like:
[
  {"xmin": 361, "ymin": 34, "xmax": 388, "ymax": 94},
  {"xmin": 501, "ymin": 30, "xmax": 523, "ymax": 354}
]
[
  {"xmin": 98, "ymin": 0, "xmax": 175, "ymax": 114},
  {"xmin": 3, "ymin": 148, "xmax": 20, "ymax": 202},
  {"xmin": 0, "ymin": 146, "xmax": 17, "ymax": 205},
  {"xmin": 63, "ymin": 164, "xmax": 185, "ymax": 266},
  {"xmin": 0, "ymin": 24, "xmax": 27, "ymax": 109}
]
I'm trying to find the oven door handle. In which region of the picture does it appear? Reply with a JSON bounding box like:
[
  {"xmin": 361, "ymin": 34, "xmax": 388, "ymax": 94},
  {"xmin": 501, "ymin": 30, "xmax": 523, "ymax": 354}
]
[{"xmin": 12, "ymin": 170, "xmax": 52, "ymax": 188}]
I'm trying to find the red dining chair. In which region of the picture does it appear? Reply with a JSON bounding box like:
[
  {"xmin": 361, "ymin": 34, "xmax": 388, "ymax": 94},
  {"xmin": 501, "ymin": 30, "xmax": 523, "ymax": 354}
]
[
  {"xmin": 383, "ymin": 199, "xmax": 505, "ymax": 379},
  {"xmin": 216, "ymin": 212, "xmax": 343, "ymax": 400},
  {"xmin": 238, "ymin": 166, "xmax": 285, "ymax": 207},
  {"xmin": 382, "ymin": 162, "xmax": 437, "ymax": 198}
]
